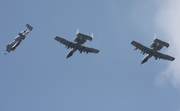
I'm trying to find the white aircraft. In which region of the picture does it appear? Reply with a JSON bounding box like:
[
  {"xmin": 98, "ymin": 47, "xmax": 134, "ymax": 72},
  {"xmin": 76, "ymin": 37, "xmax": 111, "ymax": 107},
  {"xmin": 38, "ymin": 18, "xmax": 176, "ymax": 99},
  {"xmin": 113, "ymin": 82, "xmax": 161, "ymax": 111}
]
[
  {"xmin": 4, "ymin": 24, "xmax": 33, "ymax": 55},
  {"xmin": 131, "ymin": 35, "xmax": 175, "ymax": 64},
  {"xmin": 55, "ymin": 29, "xmax": 99, "ymax": 58}
]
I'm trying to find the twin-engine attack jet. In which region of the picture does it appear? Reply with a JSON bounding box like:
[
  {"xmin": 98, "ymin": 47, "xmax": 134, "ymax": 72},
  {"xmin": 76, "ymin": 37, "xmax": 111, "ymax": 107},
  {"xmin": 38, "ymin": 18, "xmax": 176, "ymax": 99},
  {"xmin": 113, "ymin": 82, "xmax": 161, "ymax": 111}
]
[
  {"xmin": 55, "ymin": 29, "xmax": 99, "ymax": 58},
  {"xmin": 131, "ymin": 36, "xmax": 175, "ymax": 64},
  {"xmin": 4, "ymin": 24, "xmax": 33, "ymax": 55}
]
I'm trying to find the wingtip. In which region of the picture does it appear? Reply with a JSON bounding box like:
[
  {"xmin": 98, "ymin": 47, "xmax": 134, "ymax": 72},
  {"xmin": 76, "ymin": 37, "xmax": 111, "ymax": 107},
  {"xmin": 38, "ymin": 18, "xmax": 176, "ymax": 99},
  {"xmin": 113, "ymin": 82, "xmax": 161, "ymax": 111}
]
[
  {"xmin": 96, "ymin": 50, "xmax": 100, "ymax": 53},
  {"xmin": 131, "ymin": 40, "xmax": 135, "ymax": 45},
  {"xmin": 55, "ymin": 36, "xmax": 59, "ymax": 40},
  {"xmin": 173, "ymin": 57, "xmax": 175, "ymax": 61},
  {"xmin": 66, "ymin": 56, "xmax": 70, "ymax": 59}
]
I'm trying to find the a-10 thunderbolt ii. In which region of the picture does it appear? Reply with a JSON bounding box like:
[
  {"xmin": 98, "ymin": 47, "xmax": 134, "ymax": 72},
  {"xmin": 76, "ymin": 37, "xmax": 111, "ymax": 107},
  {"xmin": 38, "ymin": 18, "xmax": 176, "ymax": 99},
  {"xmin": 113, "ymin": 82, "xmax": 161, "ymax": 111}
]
[
  {"xmin": 131, "ymin": 35, "xmax": 175, "ymax": 64},
  {"xmin": 55, "ymin": 29, "xmax": 99, "ymax": 58},
  {"xmin": 4, "ymin": 24, "xmax": 33, "ymax": 55}
]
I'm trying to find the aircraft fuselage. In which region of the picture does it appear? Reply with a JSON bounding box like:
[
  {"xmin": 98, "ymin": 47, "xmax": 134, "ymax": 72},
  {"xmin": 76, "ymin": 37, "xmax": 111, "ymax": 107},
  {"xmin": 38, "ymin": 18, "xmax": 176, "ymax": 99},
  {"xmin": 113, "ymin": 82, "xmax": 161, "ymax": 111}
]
[
  {"xmin": 4, "ymin": 24, "xmax": 33, "ymax": 55},
  {"xmin": 66, "ymin": 37, "xmax": 87, "ymax": 58},
  {"xmin": 141, "ymin": 43, "xmax": 162, "ymax": 64},
  {"xmin": 5, "ymin": 39, "xmax": 22, "ymax": 55}
]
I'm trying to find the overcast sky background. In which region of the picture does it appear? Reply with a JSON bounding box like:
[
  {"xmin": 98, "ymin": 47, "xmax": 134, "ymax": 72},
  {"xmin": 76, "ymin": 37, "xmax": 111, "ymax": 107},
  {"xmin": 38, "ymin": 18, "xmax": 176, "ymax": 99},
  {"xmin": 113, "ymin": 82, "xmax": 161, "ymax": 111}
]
[{"xmin": 0, "ymin": 0, "xmax": 180, "ymax": 111}]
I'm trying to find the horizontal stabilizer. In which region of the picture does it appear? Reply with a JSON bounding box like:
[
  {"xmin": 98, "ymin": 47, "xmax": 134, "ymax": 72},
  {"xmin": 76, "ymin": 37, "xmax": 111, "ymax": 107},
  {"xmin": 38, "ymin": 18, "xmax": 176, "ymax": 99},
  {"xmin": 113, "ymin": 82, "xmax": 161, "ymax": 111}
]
[
  {"xmin": 26, "ymin": 24, "xmax": 33, "ymax": 31},
  {"xmin": 76, "ymin": 30, "xmax": 93, "ymax": 41},
  {"xmin": 154, "ymin": 38, "xmax": 169, "ymax": 48}
]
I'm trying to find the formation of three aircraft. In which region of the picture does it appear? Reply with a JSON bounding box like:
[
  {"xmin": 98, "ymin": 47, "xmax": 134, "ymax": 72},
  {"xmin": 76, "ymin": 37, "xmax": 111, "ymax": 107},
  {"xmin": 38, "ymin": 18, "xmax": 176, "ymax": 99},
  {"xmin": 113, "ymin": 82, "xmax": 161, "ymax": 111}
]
[{"xmin": 5, "ymin": 24, "xmax": 175, "ymax": 64}]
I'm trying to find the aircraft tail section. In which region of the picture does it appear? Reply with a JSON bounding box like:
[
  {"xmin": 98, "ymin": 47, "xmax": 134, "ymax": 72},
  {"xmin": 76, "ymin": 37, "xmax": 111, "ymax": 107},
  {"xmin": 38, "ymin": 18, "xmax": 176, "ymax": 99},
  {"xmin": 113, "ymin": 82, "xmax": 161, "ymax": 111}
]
[
  {"xmin": 26, "ymin": 24, "xmax": 33, "ymax": 31},
  {"xmin": 76, "ymin": 29, "xmax": 79, "ymax": 35},
  {"xmin": 84, "ymin": 33, "xmax": 93, "ymax": 41},
  {"xmin": 91, "ymin": 33, "xmax": 93, "ymax": 38},
  {"xmin": 154, "ymin": 38, "xmax": 169, "ymax": 48},
  {"xmin": 76, "ymin": 29, "xmax": 93, "ymax": 41}
]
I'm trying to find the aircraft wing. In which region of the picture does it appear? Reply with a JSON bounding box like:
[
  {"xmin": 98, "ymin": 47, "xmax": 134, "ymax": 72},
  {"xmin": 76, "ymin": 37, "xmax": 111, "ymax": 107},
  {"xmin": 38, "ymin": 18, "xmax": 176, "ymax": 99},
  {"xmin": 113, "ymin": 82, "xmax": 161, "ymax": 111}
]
[
  {"xmin": 55, "ymin": 36, "xmax": 76, "ymax": 48},
  {"xmin": 131, "ymin": 40, "xmax": 175, "ymax": 61},
  {"xmin": 131, "ymin": 40, "xmax": 152, "ymax": 54},
  {"xmin": 154, "ymin": 52, "xmax": 175, "ymax": 61},
  {"xmin": 78, "ymin": 45, "xmax": 99, "ymax": 53}
]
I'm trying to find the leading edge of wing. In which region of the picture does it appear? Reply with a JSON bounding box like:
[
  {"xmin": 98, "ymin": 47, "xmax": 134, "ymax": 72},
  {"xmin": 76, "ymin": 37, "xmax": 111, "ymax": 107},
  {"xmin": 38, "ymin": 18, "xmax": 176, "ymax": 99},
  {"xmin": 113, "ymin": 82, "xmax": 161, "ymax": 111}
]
[
  {"xmin": 154, "ymin": 51, "xmax": 175, "ymax": 61},
  {"xmin": 131, "ymin": 40, "xmax": 147, "ymax": 50},
  {"xmin": 88, "ymin": 47, "xmax": 100, "ymax": 53},
  {"xmin": 78, "ymin": 45, "xmax": 100, "ymax": 53},
  {"xmin": 55, "ymin": 36, "xmax": 73, "ymax": 45},
  {"xmin": 55, "ymin": 36, "xmax": 67, "ymax": 43},
  {"xmin": 131, "ymin": 40, "xmax": 153, "ymax": 54},
  {"xmin": 55, "ymin": 36, "xmax": 76, "ymax": 49},
  {"xmin": 131, "ymin": 40, "xmax": 142, "ymax": 47}
]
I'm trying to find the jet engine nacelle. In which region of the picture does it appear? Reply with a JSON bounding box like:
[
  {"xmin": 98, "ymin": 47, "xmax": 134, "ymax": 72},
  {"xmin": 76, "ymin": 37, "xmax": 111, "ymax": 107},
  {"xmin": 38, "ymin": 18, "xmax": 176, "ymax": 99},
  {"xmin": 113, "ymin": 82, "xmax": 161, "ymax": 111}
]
[
  {"xmin": 150, "ymin": 42, "xmax": 163, "ymax": 51},
  {"xmin": 150, "ymin": 42, "xmax": 157, "ymax": 48},
  {"xmin": 74, "ymin": 36, "xmax": 81, "ymax": 42},
  {"xmin": 154, "ymin": 38, "xmax": 169, "ymax": 48},
  {"xmin": 75, "ymin": 29, "xmax": 93, "ymax": 42}
]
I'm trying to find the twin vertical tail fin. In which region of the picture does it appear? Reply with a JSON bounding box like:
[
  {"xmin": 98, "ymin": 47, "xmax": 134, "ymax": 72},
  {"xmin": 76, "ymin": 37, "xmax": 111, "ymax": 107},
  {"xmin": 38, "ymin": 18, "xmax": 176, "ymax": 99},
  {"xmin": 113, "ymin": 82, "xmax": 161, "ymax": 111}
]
[
  {"xmin": 153, "ymin": 34, "xmax": 169, "ymax": 48},
  {"xmin": 76, "ymin": 29, "xmax": 79, "ymax": 35},
  {"xmin": 153, "ymin": 34, "xmax": 156, "ymax": 40},
  {"xmin": 76, "ymin": 28, "xmax": 93, "ymax": 41},
  {"xmin": 91, "ymin": 33, "xmax": 93, "ymax": 38},
  {"xmin": 26, "ymin": 24, "xmax": 33, "ymax": 31}
]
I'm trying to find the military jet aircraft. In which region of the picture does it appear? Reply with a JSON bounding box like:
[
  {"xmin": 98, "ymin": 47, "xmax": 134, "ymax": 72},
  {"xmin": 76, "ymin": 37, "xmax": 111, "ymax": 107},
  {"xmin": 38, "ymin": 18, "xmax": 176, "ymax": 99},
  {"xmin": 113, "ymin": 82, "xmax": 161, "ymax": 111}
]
[
  {"xmin": 55, "ymin": 29, "xmax": 99, "ymax": 58},
  {"xmin": 4, "ymin": 24, "xmax": 33, "ymax": 55},
  {"xmin": 131, "ymin": 35, "xmax": 175, "ymax": 64}
]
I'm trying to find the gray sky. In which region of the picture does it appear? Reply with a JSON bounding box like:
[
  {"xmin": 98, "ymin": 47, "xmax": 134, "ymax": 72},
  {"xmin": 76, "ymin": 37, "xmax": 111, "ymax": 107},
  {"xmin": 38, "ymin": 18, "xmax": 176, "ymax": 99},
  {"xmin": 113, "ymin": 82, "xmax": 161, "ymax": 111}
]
[
  {"xmin": 155, "ymin": 0, "xmax": 180, "ymax": 89},
  {"xmin": 0, "ymin": 0, "xmax": 180, "ymax": 111}
]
